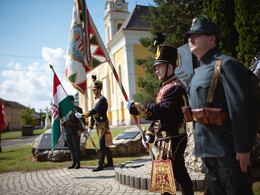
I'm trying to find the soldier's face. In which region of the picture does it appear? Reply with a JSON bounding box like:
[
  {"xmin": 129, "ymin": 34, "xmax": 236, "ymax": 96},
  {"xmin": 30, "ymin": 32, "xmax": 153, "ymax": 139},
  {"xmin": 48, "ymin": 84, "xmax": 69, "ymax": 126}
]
[
  {"xmin": 155, "ymin": 63, "xmax": 167, "ymax": 80},
  {"xmin": 188, "ymin": 33, "xmax": 215, "ymax": 59},
  {"xmin": 92, "ymin": 88, "xmax": 100, "ymax": 96}
]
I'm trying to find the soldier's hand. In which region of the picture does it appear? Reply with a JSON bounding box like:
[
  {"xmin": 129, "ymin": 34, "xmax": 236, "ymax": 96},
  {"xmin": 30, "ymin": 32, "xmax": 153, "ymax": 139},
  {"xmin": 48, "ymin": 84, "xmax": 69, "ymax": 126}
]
[
  {"xmin": 236, "ymin": 152, "xmax": 250, "ymax": 173},
  {"xmin": 75, "ymin": 112, "xmax": 82, "ymax": 118},
  {"xmin": 141, "ymin": 135, "xmax": 151, "ymax": 149},
  {"xmin": 87, "ymin": 128, "xmax": 92, "ymax": 135},
  {"xmin": 125, "ymin": 101, "xmax": 134, "ymax": 111}
]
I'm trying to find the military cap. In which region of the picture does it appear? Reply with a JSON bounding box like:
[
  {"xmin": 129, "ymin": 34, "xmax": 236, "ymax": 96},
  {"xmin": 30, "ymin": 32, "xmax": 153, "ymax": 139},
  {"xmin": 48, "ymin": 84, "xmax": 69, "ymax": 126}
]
[
  {"xmin": 186, "ymin": 15, "xmax": 221, "ymax": 40},
  {"xmin": 153, "ymin": 45, "xmax": 178, "ymax": 66},
  {"xmin": 68, "ymin": 95, "xmax": 74, "ymax": 101},
  {"xmin": 92, "ymin": 75, "xmax": 102, "ymax": 90}
]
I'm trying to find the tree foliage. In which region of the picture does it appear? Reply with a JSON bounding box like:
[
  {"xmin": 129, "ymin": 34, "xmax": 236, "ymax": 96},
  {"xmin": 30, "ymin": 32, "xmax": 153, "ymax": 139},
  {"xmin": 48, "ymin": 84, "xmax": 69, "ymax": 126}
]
[
  {"xmin": 133, "ymin": 57, "xmax": 160, "ymax": 104},
  {"xmin": 20, "ymin": 107, "xmax": 34, "ymax": 126},
  {"xmin": 133, "ymin": 0, "xmax": 203, "ymax": 103},
  {"xmin": 234, "ymin": 0, "xmax": 260, "ymax": 67},
  {"xmin": 203, "ymin": 0, "xmax": 239, "ymax": 57},
  {"xmin": 145, "ymin": 0, "xmax": 203, "ymax": 47}
]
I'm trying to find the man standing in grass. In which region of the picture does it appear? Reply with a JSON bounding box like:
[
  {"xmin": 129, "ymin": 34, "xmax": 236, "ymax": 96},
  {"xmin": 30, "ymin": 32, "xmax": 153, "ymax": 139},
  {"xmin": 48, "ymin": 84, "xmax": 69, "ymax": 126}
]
[
  {"xmin": 62, "ymin": 95, "xmax": 83, "ymax": 169},
  {"xmin": 75, "ymin": 75, "xmax": 113, "ymax": 172}
]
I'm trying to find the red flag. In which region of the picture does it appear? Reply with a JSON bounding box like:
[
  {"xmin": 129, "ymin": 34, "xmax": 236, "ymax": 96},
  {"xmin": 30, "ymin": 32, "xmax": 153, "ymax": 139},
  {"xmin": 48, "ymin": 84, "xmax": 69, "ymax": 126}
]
[{"xmin": 0, "ymin": 101, "xmax": 6, "ymax": 130}]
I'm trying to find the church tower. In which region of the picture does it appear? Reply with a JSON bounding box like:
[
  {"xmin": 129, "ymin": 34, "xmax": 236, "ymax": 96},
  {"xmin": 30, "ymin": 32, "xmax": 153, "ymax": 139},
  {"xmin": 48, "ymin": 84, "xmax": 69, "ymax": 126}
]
[{"xmin": 104, "ymin": 0, "xmax": 129, "ymax": 43}]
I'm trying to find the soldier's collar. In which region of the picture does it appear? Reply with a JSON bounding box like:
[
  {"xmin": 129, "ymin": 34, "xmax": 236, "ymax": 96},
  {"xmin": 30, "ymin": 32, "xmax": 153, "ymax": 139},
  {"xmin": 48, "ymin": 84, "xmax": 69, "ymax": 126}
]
[
  {"xmin": 160, "ymin": 74, "xmax": 176, "ymax": 87},
  {"xmin": 199, "ymin": 47, "xmax": 219, "ymax": 66}
]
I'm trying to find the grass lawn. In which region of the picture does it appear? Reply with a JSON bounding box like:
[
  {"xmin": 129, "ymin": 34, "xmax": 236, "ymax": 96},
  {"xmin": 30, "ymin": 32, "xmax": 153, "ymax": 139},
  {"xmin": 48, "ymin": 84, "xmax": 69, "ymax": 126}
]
[
  {"xmin": 1, "ymin": 128, "xmax": 47, "ymax": 140},
  {"xmin": 0, "ymin": 127, "xmax": 144, "ymax": 173}
]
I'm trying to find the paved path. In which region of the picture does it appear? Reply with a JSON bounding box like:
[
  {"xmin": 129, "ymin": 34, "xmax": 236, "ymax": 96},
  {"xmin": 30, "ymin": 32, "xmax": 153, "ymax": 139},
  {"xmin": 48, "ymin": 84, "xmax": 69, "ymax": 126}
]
[
  {"xmin": 0, "ymin": 165, "xmax": 204, "ymax": 195},
  {"xmin": 0, "ymin": 126, "xmax": 203, "ymax": 194}
]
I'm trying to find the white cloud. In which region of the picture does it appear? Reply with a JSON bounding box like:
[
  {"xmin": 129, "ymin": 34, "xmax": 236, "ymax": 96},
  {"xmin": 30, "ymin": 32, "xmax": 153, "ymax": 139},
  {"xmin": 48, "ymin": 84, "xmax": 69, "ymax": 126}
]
[{"xmin": 0, "ymin": 47, "xmax": 77, "ymax": 112}]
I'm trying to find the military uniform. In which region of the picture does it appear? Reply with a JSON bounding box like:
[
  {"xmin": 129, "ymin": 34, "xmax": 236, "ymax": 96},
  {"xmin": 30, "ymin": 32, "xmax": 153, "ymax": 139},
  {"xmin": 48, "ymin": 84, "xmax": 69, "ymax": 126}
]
[
  {"xmin": 62, "ymin": 105, "xmax": 83, "ymax": 169},
  {"xmin": 186, "ymin": 16, "xmax": 258, "ymax": 195},
  {"xmin": 129, "ymin": 46, "xmax": 193, "ymax": 194},
  {"xmin": 82, "ymin": 83, "xmax": 113, "ymax": 170}
]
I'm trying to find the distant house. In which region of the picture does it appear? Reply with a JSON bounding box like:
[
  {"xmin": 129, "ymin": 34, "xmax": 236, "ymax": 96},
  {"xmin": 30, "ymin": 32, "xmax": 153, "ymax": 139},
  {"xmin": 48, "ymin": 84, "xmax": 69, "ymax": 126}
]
[
  {"xmin": 33, "ymin": 111, "xmax": 42, "ymax": 128},
  {"xmin": 0, "ymin": 98, "xmax": 26, "ymax": 130},
  {"xmin": 0, "ymin": 98, "xmax": 42, "ymax": 130}
]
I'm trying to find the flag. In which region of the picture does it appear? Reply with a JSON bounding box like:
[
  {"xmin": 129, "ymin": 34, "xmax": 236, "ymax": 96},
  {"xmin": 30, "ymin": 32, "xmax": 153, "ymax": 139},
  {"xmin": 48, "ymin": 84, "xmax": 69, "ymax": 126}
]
[
  {"xmin": 52, "ymin": 73, "xmax": 74, "ymax": 150},
  {"xmin": 0, "ymin": 101, "xmax": 6, "ymax": 130},
  {"xmin": 65, "ymin": 0, "xmax": 108, "ymax": 94}
]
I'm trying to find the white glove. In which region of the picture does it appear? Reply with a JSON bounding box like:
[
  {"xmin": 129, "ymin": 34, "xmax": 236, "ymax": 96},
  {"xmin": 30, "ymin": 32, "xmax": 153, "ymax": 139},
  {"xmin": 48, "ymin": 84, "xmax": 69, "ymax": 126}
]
[
  {"xmin": 75, "ymin": 112, "xmax": 82, "ymax": 118},
  {"xmin": 87, "ymin": 128, "xmax": 92, "ymax": 134},
  {"xmin": 125, "ymin": 101, "xmax": 134, "ymax": 111},
  {"xmin": 142, "ymin": 135, "xmax": 151, "ymax": 149}
]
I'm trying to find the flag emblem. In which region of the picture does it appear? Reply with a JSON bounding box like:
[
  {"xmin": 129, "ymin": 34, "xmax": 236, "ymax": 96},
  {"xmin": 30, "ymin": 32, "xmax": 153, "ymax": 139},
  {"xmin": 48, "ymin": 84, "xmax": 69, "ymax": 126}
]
[{"xmin": 68, "ymin": 24, "xmax": 85, "ymax": 64}]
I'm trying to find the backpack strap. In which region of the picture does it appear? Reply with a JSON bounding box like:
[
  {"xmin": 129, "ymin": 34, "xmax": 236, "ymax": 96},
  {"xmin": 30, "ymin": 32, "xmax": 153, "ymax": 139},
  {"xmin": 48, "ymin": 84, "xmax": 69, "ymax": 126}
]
[{"xmin": 207, "ymin": 60, "xmax": 222, "ymax": 106}]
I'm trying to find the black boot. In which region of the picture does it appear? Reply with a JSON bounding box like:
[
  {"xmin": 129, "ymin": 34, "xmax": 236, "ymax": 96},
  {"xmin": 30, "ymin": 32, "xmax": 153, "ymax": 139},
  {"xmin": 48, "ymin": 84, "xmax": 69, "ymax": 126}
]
[
  {"xmin": 93, "ymin": 165, "xmax": 103, "ymax": 172},
  {"xmin": 180, "ymin": 185, "xmax": 194, "ymax": 195},
  {"xmin": 104, "ymin": 163, "xmax": 113, "ymax": 168},
  {"xmin": 68, "ymin": 162, "xmax": 76, "ymax": 169},
  {"xmin": 75, "ymin": 162, "xmax": 80, "ymax": 169}
]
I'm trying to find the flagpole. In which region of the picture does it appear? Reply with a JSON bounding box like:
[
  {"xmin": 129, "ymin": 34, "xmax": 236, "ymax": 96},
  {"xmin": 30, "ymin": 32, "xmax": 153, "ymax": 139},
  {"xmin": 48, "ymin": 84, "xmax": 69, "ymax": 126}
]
[
  {"xmin": 88, "ymin": 14, "xmax": 154, "ymax": 159},
  {"xmin": 49, "ymin": 64, "xmax": 99, "ymax": 155}
]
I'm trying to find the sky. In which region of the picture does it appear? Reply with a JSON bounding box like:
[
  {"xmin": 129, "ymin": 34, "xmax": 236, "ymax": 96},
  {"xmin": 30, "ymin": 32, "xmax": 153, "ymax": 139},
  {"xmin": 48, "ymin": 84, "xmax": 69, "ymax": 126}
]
[{"xmin": 0, "ymin": 0, "xmax": 155, "ymax": 113}]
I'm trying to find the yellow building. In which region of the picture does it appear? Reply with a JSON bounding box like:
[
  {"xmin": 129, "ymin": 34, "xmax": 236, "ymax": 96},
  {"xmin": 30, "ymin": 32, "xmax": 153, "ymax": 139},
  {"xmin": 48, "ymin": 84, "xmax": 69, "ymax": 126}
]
[
  {"xmin": 0, "ymin": 98, "xmax": 26, "ymax": 130},
  {"xmin": 79, "ymin": 0, "xmax": 153, "ymax": 126}
]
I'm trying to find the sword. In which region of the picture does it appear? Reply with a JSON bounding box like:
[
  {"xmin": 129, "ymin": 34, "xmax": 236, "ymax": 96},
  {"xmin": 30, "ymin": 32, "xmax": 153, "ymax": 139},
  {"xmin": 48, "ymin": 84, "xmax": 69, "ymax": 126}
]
[{"xmin": 78, "ymin": 118, "xmax": 99, "ymax": 155}]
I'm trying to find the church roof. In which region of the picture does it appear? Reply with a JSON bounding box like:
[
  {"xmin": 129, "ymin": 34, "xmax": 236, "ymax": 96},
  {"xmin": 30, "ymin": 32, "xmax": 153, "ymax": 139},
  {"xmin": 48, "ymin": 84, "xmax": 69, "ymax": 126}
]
[{"xmin": 120, "ymin": 5, "xmax": 151, "ymax": 31}]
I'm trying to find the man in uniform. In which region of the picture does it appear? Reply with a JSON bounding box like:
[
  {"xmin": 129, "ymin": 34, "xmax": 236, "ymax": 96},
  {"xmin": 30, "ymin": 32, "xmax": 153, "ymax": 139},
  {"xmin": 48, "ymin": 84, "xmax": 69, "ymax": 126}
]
[
  {"xmin": 75, "ymin": 76, "xmax": 113, "ymax": 172},
  {"xmin": 62, "ymin": 95, "xmax": 84, "ymax": 169},
  {"xmin": 185, "ymin": 15, "xmax": 258, "ymax": 194},
  {"xmin": 127, "ymin": 46, "xmax": 194, "ymax": 195}
]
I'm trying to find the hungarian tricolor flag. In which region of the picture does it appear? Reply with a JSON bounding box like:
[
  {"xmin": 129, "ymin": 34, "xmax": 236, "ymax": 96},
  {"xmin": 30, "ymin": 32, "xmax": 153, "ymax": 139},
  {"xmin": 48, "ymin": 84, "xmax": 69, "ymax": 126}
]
[
  {"xmin": 52, "ymin": 73, "xmax": 74, "ymax": 150},
  {"xmin": 65, "ymin": 0, "xmax": 108, "ymax": 94}
]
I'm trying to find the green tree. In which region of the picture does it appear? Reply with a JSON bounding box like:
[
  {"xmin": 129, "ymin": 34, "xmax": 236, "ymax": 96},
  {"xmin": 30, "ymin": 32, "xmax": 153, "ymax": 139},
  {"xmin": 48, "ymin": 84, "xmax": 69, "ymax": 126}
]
[
  {"xmin": 133, "ymin": 0, "xmax": 203, "ymax": 103},
  {"xmin": 234, "ymin": 0, "xmax": 260, "ymax": 67},
  {"xmin": 133, "ymin": 57, "xmax": 160, "ymax": 104},
  {"xmin": 20, "ymin": 107, "xmax": 34, "ymax": 126},
  {"xmin": 203, "ymin": 0, "xmax": 239, "ymax": 57},
  {"xmin": 145, "ymin": 0, "xmax": 203, "ymax": 47},
  {"xmin": 41, "ymin": 113, "xmax": 51, "ymax": 121}
]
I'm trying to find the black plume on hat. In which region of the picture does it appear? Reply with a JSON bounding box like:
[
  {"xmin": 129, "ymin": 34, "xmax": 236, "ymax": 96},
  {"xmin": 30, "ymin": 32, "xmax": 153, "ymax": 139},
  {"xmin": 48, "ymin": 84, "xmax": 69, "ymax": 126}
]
[
  {"xmin": 92, "ymin": 75, "xmax": 102, "ymax": 90},
  {"xmin": 92, "ymin": 75, "xmax": 97, "ymax": 82},
  {"xmin": 154, "ymin": 33, "xmax": 166, "ymax": 46}
]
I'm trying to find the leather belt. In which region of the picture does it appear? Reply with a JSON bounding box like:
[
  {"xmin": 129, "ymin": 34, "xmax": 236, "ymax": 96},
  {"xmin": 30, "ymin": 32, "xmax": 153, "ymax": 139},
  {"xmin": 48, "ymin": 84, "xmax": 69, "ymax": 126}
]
[{"xmin": 62, "ymin": 122, "xmax": 79, "ymax": 127}]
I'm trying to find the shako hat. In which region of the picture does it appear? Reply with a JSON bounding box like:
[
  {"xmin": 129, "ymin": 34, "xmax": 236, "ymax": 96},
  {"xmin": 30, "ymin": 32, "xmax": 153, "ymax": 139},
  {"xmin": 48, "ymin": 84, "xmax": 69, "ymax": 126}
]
[
  {"xmin": 186, "ymin": 15, "xmax": 221, "ymax": 40},
  {"xmin": 92, "ymin": 75, "xmax": 102, "ymax": 90},
  {"xmin": 153, "ymin": 45, "xmax": 178, "ymax": 66}
]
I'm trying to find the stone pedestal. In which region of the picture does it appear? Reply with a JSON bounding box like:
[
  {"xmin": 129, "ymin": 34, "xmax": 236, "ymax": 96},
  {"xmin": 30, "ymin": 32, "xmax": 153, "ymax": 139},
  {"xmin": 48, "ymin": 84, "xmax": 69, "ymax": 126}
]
[
  {"xmin": 31, "ymin": 129, "xmax": 87, "ymax": 162},
  {"xmin": 109, "ymin": 128, "xmax": 147, "ymax": 157}
]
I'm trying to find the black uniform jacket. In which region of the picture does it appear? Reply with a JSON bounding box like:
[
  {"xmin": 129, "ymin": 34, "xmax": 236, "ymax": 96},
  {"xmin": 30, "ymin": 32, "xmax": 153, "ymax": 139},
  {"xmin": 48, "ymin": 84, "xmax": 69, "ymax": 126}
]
[
  {"xmin": 188, "ymin": 47, "xmax": 258, "ymax": 158},
  {"xmin": 63, "ymin": 106, "xmax": 83, "ymax": 135},
  {"xmin": 129, "ymin": 75, "xmax": 188, "ymax": 140},
  {"xmin": 82, "ymin": 95, "xmax": 108, "ymax": 128}
]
